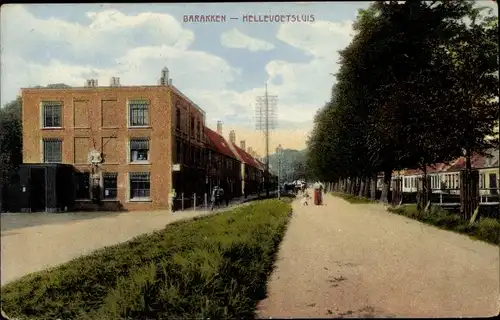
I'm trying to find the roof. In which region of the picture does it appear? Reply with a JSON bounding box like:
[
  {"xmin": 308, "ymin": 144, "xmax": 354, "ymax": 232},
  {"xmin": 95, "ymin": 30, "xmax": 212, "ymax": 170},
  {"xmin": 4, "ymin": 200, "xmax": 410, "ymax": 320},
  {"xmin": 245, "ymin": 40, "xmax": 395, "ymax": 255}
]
[
  {"xmin": 255, "ymin": 159, "xmax": 265, "ymax": 171},
  {"xmin": 22, "ymin": 84, "xmax": 206, "ymax": 116},
  {"xmin": 204, "ymin": 127, "xmax": 238, "ymax": 159},
  {"xmin": 230, "ymin": 143, "xmax": 263, "ymax": 171}
]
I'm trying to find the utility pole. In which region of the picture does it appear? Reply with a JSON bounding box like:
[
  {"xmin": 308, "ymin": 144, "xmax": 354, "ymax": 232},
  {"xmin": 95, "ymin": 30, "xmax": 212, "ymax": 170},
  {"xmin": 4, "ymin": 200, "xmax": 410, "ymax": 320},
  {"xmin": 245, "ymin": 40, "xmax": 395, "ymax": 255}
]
[
  {"xmin": 265, "ymin": 84, "xmax": 270, "ymax": 196},
  {"xmin": 276, "ymin": 144, "xmax": 283, "ymax": 200},
  {"xmin": 256, "ymin": 83, "xmax": 278, "ymax": 197}
]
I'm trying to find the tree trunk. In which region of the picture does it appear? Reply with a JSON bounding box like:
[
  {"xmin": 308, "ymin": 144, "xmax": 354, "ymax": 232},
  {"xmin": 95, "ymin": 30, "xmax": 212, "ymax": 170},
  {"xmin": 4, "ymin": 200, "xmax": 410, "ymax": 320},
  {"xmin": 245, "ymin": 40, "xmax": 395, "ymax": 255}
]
[
  {"xmin": 370, "ymin": 174, "xmax": 377, "ymax": 200},
  {"xmin": 463, "ymin": 149, "xmax": 473, "ymax": 220},
  {"xmin": 363, "ymin": 177, "xmax": 370, "ymax": 198},
  {"xmin": 380, "ymin": 169, "xmax": 392, "ymax": 203},
  {"xmin": 359, "ymin": 178, "xmax": 365, "ymax": 197}
]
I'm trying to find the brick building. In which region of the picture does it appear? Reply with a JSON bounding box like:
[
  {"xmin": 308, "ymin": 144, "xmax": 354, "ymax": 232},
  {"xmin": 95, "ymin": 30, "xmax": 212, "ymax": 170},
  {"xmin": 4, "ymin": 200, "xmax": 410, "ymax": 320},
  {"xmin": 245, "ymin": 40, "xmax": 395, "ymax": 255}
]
[
  {"xmin": 21, "ymin": 68, "xmax": 206, "ymax": 211},
  {"xmin": 227, "ymin": 134, "xmax": 264, "ymax": 197},
  {"xmin": 204, "ymin": 124, "xmax": 241, "ymax": 199}
]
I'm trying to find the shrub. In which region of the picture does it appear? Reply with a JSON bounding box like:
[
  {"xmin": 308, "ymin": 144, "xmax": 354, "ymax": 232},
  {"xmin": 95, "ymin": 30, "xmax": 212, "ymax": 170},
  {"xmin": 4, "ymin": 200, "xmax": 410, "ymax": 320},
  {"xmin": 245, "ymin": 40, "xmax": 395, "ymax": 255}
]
[
  {"xmin": 1, "ymin": 199, "xmax": 292, "ymax": 319},
  {"xmin": 387, "ymin": 204, "xmax": 500, "ymax": 246},
  {"xmin": 331, "ymin": 192, "xmax": 376, "ymax": 204},
  {"xmin": 474, "ymin": 218, "xmax": 500, "ymax": 245}
]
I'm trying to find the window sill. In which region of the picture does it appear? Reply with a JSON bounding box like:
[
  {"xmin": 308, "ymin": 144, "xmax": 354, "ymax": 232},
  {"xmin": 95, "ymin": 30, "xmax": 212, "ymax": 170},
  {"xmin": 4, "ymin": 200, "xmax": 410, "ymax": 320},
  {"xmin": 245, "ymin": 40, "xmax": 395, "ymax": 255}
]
[
  {"xmin": 128, "ymin": 126, "xmax": 151, "ymax": 129},
  {"xmin": 75, "ymin": 199, "xmax": 92, "ymax": 202},
  {"xmin": 129, "ymin": 198, "xmax": 152, "ymax": 202},
  {"xmin": 41, "ymin": 127, "xmax": 64, "ymax": 130},
  {"xmin": 129, "ymin": 161, "xmax": 151, "ymax": 165},
  {"xmin": 102, "ymin": 126, "xmax": 119, "ymax": 129},
  {"xmin": 74, "ymin": 127, "xmax": 91, "ymax": 129}
]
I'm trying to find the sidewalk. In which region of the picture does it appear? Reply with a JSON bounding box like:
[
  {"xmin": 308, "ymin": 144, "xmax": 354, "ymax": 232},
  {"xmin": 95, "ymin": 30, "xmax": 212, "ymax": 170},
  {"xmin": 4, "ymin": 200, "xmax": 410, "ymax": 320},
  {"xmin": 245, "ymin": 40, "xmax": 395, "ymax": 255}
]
[
  {"xmin": 173, "ymin": 191, "xmax": 277, "ymax": 214},
  {"xmin": 257, "ymin": 192, "xmax": 499, "ymax": 318}
]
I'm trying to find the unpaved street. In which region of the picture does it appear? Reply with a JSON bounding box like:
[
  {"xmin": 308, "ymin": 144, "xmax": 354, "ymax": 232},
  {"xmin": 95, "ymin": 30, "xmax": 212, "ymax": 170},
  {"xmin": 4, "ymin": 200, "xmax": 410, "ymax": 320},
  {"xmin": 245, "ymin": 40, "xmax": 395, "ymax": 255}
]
[
  {"xmin": 1, "ymin": 204, "xmax": 244, "ymax": 286},
  {"xmin": 257, "ymin": 192, "xmax": 500, "ymax": 318}
]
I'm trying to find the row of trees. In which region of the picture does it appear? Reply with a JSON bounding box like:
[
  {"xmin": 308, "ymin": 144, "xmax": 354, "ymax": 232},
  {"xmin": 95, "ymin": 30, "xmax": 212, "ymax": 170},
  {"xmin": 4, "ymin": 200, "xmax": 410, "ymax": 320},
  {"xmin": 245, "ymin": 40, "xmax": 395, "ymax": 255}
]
[{"xmin": 306, "ymin": 0, "xmax": 499, "ymax": 214}]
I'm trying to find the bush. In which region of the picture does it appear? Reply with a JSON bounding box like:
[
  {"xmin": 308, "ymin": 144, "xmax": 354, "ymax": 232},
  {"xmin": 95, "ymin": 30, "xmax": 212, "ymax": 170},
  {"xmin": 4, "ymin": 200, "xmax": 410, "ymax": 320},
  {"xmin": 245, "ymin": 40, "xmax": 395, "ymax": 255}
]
[
  {"xmin": 331, "ymin": 192, "xmax": 376, "ymax": 204},
  {"xmin": 475, "ymin": 218, "xmax": 500, "ymax": 244},
  {"xmin": 1, "ymin": 199, "xmax": 292, "ymax": 320},
  {"xmin": 388, "ymin": 204, "xmax": 500, "ymax": 245}
]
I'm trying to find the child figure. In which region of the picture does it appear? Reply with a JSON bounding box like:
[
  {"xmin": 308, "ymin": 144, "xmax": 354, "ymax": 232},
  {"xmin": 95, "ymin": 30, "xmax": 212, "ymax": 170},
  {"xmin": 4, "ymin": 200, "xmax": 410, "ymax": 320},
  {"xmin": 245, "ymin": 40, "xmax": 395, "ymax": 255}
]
[{"xmin": 301, "ymin": 190, "xmax": 310, "ymax": 206}]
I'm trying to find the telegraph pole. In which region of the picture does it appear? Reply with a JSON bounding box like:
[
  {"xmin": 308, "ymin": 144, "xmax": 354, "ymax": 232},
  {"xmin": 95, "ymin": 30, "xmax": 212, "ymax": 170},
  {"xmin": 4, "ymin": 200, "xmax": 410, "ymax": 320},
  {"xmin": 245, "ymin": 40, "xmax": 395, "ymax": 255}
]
[{"xmin": 256, "ymin": 83, "xmax": 278, "ymax": 197}]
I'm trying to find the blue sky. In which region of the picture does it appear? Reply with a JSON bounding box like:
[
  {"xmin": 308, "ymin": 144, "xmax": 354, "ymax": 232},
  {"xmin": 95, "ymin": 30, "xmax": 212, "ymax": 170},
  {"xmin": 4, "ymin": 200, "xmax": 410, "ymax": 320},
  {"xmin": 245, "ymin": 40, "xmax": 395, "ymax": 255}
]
[{"xmin": 1, "ymin": 2, "xmax": 496, "ymax": 154}]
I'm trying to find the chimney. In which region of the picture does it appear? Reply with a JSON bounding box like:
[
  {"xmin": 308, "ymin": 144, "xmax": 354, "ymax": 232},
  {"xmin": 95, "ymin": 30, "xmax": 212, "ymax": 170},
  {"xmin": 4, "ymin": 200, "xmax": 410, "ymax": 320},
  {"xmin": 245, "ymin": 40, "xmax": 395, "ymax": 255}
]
[
  {"xmin": 160, "ymin": 67, "xmax": 169, "ymax": 85},
  {"xmin": 229, "ymin": 130, "xmax": 236, "ymax": 144},
  {"xmin": 240, "ymin": 140, "xmax": 246, "ymax": 150},
  {"xmin": 247, "ymin": 147, "xmax": 253, "ymax": 155},
  {"xmin": 216, "ymin": 121, "xmax": 223, "ymax": 135},
  {"xmin": 168, "ymin": 79, "xmax": 173, "ymax": 85},
  {"xmin": 110, "ymin": 77, "xmax": 121, "ymax": 87},
  {"xmin": 93, "ymin": 79, "xmax": 98, "ymax": 87},
  {"xmin": 85, "ymin": 79, "xmax": 98, "ymax": 88}
]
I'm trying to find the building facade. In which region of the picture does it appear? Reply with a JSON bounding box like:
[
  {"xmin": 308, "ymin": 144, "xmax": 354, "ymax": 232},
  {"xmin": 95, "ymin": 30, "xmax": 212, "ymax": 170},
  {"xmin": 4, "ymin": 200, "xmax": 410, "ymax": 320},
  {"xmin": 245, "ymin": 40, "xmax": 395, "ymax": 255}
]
[
  {"xmin": 204, "ymin": 126, "xmax": 242, "ymax": 199},
  {"xmin": 21, "ymin": 71, "xmax": 204, "ymax": 211}
]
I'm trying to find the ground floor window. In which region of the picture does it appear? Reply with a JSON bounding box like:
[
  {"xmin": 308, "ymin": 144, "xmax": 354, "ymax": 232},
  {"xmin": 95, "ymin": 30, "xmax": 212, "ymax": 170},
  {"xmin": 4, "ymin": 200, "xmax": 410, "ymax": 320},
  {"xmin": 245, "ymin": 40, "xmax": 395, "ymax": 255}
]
[
  {"xmin": 103, "ymin": 172, "xmax": 118, "ymax": 199},
  {"xmin": 130, "ymin": 172, "xmax": 150, "ymax": 200},
  {"xmin": 43, "ymin": 138, "xmax": 62, "ymax": 163},
  {"xmin": 75, "ymin": 172, "xmax": 90, "ymax": 199}
]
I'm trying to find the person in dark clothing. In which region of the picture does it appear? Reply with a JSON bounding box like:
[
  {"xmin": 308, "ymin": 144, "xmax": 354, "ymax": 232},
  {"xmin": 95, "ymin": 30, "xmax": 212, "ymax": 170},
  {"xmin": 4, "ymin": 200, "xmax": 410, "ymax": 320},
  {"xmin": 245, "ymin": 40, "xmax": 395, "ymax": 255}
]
[{"xmin": 210, "ymin": 186, "xmax": 221, "ymax": 211}]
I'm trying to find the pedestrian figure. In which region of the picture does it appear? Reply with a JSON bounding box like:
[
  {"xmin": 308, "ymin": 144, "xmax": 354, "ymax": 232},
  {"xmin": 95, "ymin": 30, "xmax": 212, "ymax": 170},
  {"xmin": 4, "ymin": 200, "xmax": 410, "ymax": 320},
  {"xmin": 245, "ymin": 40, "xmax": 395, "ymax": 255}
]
[
  {"xmin": 210, "ymin": 186, "xmax": 222, "ymax": 211},
  {"xmin": 301, "ymin": 190, "xmax": 310, "ymax": 206}
]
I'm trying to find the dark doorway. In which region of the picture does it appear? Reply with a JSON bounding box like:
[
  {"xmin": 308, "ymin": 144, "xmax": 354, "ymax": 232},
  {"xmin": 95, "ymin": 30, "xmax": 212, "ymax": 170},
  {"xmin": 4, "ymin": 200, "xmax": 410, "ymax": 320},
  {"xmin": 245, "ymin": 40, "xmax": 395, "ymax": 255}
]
[
  {"xmin": 489, "ymin": 173, "xmax": 498, "ymax": 195},
  {"xmin": 30, "ymin": 167, "xmax": 46, "ymax": 212}
]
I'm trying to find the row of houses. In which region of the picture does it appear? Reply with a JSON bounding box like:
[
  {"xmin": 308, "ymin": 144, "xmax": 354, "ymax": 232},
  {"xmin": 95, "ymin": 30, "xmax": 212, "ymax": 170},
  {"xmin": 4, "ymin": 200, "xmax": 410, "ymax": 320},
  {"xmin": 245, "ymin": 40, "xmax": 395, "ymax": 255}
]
[
  {"xmin": 376, "ymin": 149, "xmax": 499, "ymax": 195},
  {"xmin": 5, "ymin": 68, "xmax": 275, "ymax": 212}
]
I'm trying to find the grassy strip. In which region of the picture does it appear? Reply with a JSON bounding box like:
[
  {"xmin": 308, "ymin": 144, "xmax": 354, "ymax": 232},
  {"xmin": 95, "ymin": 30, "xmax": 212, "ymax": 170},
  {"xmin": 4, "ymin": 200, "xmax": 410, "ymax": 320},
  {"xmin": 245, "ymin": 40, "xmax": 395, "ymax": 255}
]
[
  {"xmin": 1, "ymin": 199, "xmax": 292, "ymax": 319},
  {"xmin": 388, "ymin": 204, "xmax": 500, "ymax": 245},
  {"xmin": 331, "ymin": 192, "xmax": 377, "ymax": 204}
]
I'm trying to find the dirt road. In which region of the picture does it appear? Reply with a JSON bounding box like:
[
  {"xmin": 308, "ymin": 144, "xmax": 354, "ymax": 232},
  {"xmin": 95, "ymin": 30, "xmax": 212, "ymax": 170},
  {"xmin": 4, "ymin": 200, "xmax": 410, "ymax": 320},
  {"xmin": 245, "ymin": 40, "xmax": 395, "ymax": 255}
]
[
  {"xmin": 257, "ymin": 192, "xmax": 499, "ymax": 318},
  {"xmin": 1, "ymin": 204, "xmax": 245, "ymax": 286}
]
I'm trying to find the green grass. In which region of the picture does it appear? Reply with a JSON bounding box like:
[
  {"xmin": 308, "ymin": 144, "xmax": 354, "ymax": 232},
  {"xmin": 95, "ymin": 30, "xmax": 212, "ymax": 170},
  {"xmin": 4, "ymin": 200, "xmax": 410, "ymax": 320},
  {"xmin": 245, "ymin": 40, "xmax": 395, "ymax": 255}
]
[
  {"xmin": 1, "ymin": 199, "xmax": 292, "ymax": 320},
  {"xmin": 331, "ymin": 192, "xmax": 377, "ymax": 204},
  {"xmin": 388, "ymin": 204, "xmax": 500, "ymax": 245}
]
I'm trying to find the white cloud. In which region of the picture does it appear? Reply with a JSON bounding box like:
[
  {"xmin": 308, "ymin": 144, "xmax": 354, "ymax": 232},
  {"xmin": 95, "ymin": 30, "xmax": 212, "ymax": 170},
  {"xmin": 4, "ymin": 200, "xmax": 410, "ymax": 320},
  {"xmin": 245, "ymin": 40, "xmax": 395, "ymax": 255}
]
[
  {"xmin": 0, "ymin": 5, "xmax": 238, "ymax": 106},
  {"xmin": 0, "ymin": 4, "xmax": 356, "ymax": 155},
  {"xmin": 220, "ymin": 28, "xmax": 275, "ymax": 52}
]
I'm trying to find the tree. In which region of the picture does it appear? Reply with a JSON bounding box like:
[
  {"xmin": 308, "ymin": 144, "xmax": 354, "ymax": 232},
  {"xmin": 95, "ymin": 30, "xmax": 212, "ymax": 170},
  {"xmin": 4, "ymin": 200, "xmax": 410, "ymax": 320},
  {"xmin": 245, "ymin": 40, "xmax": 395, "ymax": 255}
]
[
  {"xmin": 0, "ymin": 97, "xmax": 23, "ymax": 212},
  {"xmin": 306, "ymin": 0, "xmax": 497, "ymax": 207}
]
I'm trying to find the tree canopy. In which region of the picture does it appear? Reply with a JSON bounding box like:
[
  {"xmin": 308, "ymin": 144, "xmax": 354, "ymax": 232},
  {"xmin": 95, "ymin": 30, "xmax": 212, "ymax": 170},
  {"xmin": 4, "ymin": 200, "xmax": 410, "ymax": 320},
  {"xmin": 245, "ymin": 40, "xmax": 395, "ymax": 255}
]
[{"xmin": 306, "ymin": 0, "xmax": 499, "ymax": 201}]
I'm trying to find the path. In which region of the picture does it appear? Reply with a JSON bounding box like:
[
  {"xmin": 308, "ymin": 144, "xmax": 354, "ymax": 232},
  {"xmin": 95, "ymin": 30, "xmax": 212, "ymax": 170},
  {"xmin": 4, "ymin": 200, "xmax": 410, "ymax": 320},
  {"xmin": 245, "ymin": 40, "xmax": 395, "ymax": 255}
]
[
  {"xmin": 257, "ymin": 192, "xmax": 499, "ymax": 318},
  {"xmin": 1, "ymin": 199, "xmax": 253, "ymax": 286}
]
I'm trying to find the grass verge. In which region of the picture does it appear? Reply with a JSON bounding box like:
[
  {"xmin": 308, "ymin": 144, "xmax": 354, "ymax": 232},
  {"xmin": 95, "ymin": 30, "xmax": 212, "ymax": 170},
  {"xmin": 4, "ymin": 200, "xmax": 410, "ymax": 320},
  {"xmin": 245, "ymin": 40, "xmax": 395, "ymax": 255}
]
[
  {"xmin": 1, "ymin": 199, "xmax": 292, "ymax": 320},
  {"xmin": 331, "ymin": 192, "xmax": 377, "ymax": 204},
  {"xmin": 388, "ymin": 204, "xmax": 500, "ymax": 245}
]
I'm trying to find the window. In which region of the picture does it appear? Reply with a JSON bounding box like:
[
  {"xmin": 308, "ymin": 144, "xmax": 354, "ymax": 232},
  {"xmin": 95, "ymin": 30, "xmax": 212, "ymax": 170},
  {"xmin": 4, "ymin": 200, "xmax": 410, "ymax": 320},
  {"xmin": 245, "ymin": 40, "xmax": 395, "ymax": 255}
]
[
  {"xmin": 43, "ymin": 138, "xmax": 62, "ymax": 163},
  {"xmin": 130, "ymin": 138, "xmax": 149, "ymax": 162},
  {"xmin": 175, "ymin": 140, "xmax": 182, "ymax": 163},
  {"xmin": 176, "ymin": 108, "xmax": 181, "ymax": 130},
  {"xmin": 103, "ymin": 172, "xmax": 118, "ymax": 200},
  {"xmin": 197, "ymin": 120, "xmax": 201, "ymax": 140},
  {"xmin": 480, "ymin": 173, "xmax": 486, "ymax": 189},
  {"xmin": 190, "ymin": 116, "xmax": 195, "ymax": 137},
  {"xmin": 75, "ymin": 172, "xmax": 90, "ymax": 199},
  {"xmin": 42, "ymin": 101, "xmax": 62, "ymax": 128},
  {"xmin": 128, "ymin": 100, "xmax": 149, "ymax": 127},
  {"xmin": 130, "ymin": 172, "xmax": 150, "ymax": 200}
]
